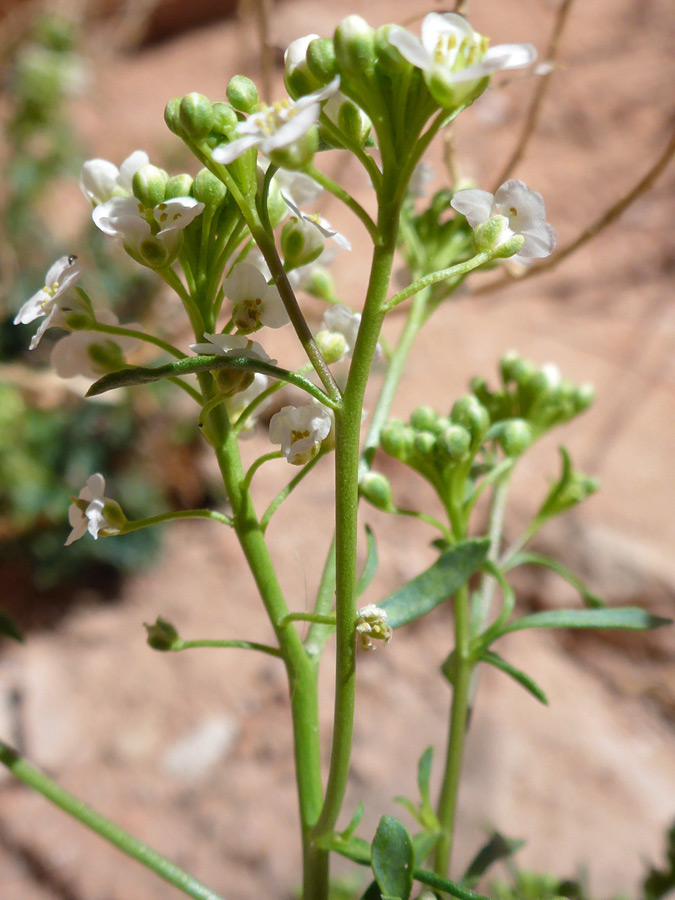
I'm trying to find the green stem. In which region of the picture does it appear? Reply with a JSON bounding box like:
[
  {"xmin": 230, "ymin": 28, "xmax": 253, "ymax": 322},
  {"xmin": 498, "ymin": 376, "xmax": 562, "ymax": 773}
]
[
  {"xmin": 0, "ymin": 742, "xmax": 227, "ymax": 900},
  {"xmin": 280, "ymin": 613, "xmax": 336, "ymax": 628},
  {"xmin": 435, "ymin": 583, "xmax": 473, "ymax": 878},
  {"xmin": 90, "ymin": 322, "xmax": 187, "ymax": 360},
  {"xmin": 397, "ymin": 507, "xmax": 454, "ymax": 543},
  {"xmin": 383, "ymin": 252, "xmax": 491, "ymax": 313},
  {"xmin": 304, "ymin": 164, "xmax": 378, "ymax": 241},
  {"xmin": 174, "ymin": 639, "xmax": 282, "ymax": 657},
  {"xmin": 121, "ymin": 508, "xmax": 233, "ymax": 533},
  {"xmin": 260, "ymin": 450, "xmax": 327, "ymax": 533},
  {"xmin": 241, "ymin": 451, "xmax": 283, "ymax": 492}
]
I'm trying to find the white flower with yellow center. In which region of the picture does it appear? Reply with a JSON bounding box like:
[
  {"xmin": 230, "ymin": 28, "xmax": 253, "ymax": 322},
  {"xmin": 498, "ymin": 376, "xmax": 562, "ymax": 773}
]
[
  {"xmin": 14, "ymin": 255, "xmax": 82, "ymax": 349},
  {"xmin": 65, "ymin": 474, "xmax": 123, "ymax": 546},
  {"xmin": 224, "ymin": 262, "xmax": 289, "ymax": 333},
  {"xmin": 269, "ymin": 403, "xmax": 332, "ymax": 465}
]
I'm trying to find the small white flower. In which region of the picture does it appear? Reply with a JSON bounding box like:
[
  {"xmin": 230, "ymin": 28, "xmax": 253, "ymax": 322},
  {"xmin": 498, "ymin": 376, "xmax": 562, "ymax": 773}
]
[
  {"xmin": 389, "ymin": 13, "xmax": 536, "ymax": 106},
  {"xmin": 282, "ymin": 192, "xmax": 352, "ymax": 251},
  {"xmin": 355, "ymin": 604, "xmax": 392, "ymax": 651},
  {"xmin": 316, "ymin": 305, "xmax": 381, "ymax": 363},
  {"xmin": 14, "ymin": 255, "xmax": 83, "ymax": 350},
  {"xmin": 269, "ymin": 403, "xmax": 332, "ymax": 465},
  {"xmin": 189, "ymin": 333, "xmax": 277, "ymax": 365},
  {"xmin": 80, "ymin": 150, "xmax": 149, "ymax": 205},
  {"xmin": 284, "ymin": 33, "xmax": 320, "ymax": 81},
  {"xmin": 450, "ymin": 179, "xmax": 556, "ymax": 259},
  {"xmin": 224, "ymin": 262, "xmax": 289, "ymax": 333},
  {"xmin": 322, "ymin": 91, "xmax": 371, "ymax": 139},
  {"xmin": 65, "ymin": 473, "xmax": 121, "ymax": 546},
  {"xmin": 212, "ymin": 79, "xmax": 339, "ymax": 165},
  {"xmin": 271, "ymin": 167, "xmax": 323, "ymax": 207},
  {"xmin": 50, "ymin": 310, "xmax": 140, "ymax": 379}
]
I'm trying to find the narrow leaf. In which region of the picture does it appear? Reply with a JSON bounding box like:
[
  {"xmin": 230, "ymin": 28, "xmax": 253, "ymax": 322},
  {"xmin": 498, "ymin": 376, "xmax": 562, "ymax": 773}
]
[
  {"xmin": 504, "ymin": 551, "xmax": 604, "ymax": 608},
  {"xmin": 413, "ymin": 866, "xmax": 497, "ymax": 899},
  {"xmin": 417, "ymin": 746, "xmax": 434, "ymax": 809},
  {"xmin": 357, "ymin": 525, "xmax": 379, "ymax": 596},
  {"xmin": 411, "ymin": 831, "xmax": 440, "ymax": 866},
  {"xmin": 342, "ymin": 803, "xmax": 365, "ymax": 840},
  {"xmin": 316, "ymin": 832, "xmax": 371, "ymax": 865},
  {"xmin": 480, "ymin": 650, "xmax": 548, "ymax": 705},
  {"xmin": 498, "ymin": 606, "xmax": 671, "ymax": 637},
  {"xmin": 371, "ymin": 816, "xmax": 415, "ymax": 900},
  {"xmin": 379, "ymin": 539, "xmax": 490, "ymax": 630},
  {"xmin": 0, "ymin": 610, "xmax": 23, "ymax": 643},
  {"xmin": 462, "ymin": 830, "xmax": 525, "ymax": 886}
]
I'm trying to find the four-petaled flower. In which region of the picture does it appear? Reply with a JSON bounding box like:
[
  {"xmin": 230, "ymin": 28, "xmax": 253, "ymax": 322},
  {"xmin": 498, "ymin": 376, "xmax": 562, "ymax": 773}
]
[
  {"xmin": 389, "ymin": 13, "xmax": 536, "ymax": 108},
  {"xmin": 189, "ymin": 333, "xmax": 277, "ymax": 365},
  {"xmin": 212, "ymin": 79, "xmax": 339, "ymax": 165},
  {"xmin": 65, "ymin": 474, "xmax": 122, "ymax": 546},
  {"xmin": 282, "ymin": 192, "xmax": 352, "ymax": 251},
  {"xmin": 80, "ymin": 150, "xmax": 149, "ymax": 205},
  {"xmin": 269, "ymin": 403, "xmax": 332, "ymax": 465},
  {"xmin": 224, "ymin": 262, "xmax": 289, "ymax": 333},
  {"xmin": 450, "ymin": 179, "xmax": 556, "ymax": 259},
  {"xmin": 14, "ymin": 255, "xmax": 83, "ymax": 349}
]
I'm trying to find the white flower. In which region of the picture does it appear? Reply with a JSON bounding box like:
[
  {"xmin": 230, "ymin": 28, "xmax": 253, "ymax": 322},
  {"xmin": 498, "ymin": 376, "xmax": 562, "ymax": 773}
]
[
  {"xmin": 282, "ymin": 192, "xmax": 352, "ymax": 251},
  {"xmin": 50, "ymin": 310, "xmax": 140, "ymax": 379},
  {"xmin": 65, "ymin": 474, "xmax": 121, "ymax": 546},
  {"xmin": 271, "ymin": 167, "xmax": 323, "ymax": 207},
  {"xmin": 212, "ymin": 79, "xmax": 339, "ymax": 165},
  {"xmin": 355, "ymin": 604, "xmax": 392, "ymax": 651},
  {"xmin": 14, "ymin": 255, "xmax": 83, "ymax": 350},
  {"xmin": 80, "ymin": 150, "xmax": 149, "ymax": 205},
  {"xmin": 224, "ymin": 262, "xmax": 289, "ymax": 333},
  {"xmin": 389, "ymin": 13, "xmax": 536, "ymax": 106},
  {"xmin": 450, "ymin": 179, "xmax": 556, "ymax": 259},
  {"xmin": 189, "ymin": 333, "xmax": 277, "ymax": 365},
  {"xmin": 316, "ymin": 304, "xmax": 381, "ymax": 363},
  {"xmin": 284, "ymin": 33, "xmax": 320, "ymax": 81},
  {"xmin": 269, "ymin": 403, "xmax": 332, "ymax": 465}
]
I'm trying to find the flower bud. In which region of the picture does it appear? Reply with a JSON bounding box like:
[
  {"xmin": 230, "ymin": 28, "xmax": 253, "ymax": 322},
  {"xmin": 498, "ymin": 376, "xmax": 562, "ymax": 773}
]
[
  {"xmin": 413, "ymin": 430, "xmax": 437, "ymax": 458},
  {"xmin": 306, "ymin": 37, "xmax": 338, "ymax": 85},
  {"xmin": 179, "ymin": 92, "xmax": 214, "ymax": 139},
  {"xmin": 500, "ymin": 351, "xmax": 529, "ymax": 385},
  {"xmin": 132, "ymin": 164, "xmax": 168, "ymax": 207},
  {"xmin": 164, "ymin": 97, "xmax": 184, "ymax": 135},
  {"xmin": 315, "ymin": 328, "xmax": 349, "ymax": 363},
  {"xmin": 227, "ymin": 75, "xmax": 259, "ymax": 113},
  {"xmin": 327, "ymin": 95, "xmax": 371, "ymax": 146},
  {"xmin": 144, "ymin": 617, "xmax": 180, "ymax": 652},
  {"xmin": 268, "ymin": 128, "xmax": 320, "ymax": 170},
  {"xmin": 211, "ymin": 101, "xmax": 239, "ymax": 137},
  {"xmin": 573, "ymin": 382, "xmax": 595, "ymax": 414},
  {"xmin": 498, "ymin": 419, "xmax": 533, "ymax": 457},
  {"xmin": 437, "ymin": 425, "xmax": 471, "ymax": 461},
  {"xmin": 281, "ymin": 216, "xmax": 324, "ymax": 268},
  {"xmin": 359, "ymin": 472, "xmax": 396, "ymax": 513},
  {"xmin": 355, "ymin": 604, "xmax": 392, "ymax": 651},
  {"xmin": 374, "ymin": 24, "xmax": 412, "ymax": 74},
  {"xmin": 165, "ymin": 173, "xmax": 194, "ymax": 199},
  {"xmin": 410, "ymin": 405, "xmax": 438, "ymax": 432},
  {"xmin": 334, "ymin": 16, "xmax": 376, "ymax": 78},
  {"xmin": 285, "ymin": 35, "xmax": 323, "ymax": 98},
  {"xmin": 193, "ymin": 168, "xmax": 228, "ymax": 207},
  {"xmin": 300, "ymin": 265, "xmax": 337, "ymax": 302},
  {"xmin": 380, "ymin": 421, "xmax": 413, "ymax": 461},
  {"xmin": 451, "ymin": 395, "xmax": 490, "ymax": 448},
  {"xmin": 213, "ymin": 368, "xmax": 255, "ymax": 397}
]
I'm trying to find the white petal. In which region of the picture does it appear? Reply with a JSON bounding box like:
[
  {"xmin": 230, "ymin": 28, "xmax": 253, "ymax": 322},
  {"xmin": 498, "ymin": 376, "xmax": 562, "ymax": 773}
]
[
  {"xmin": 225, "ymin": 261, "xmax": 268, "ymax": 303},
  {"xmin": 297, "ymin": 77, "xmax": 340, "ymax": 107},
  {"xmin": 263, "ymin": 103, "xmax": 319, "ymax": 152},
  {"xmin": 484, "ymin": 42, "xmax": 537, "ymax": 71},
  {"xmin": 285, "ymin": 33, "xmax": 319, "ymax": 73},
  {"xmin": 421, "ymin": 12, "xmax": 473, "ymax": 54},
  {"xmin": 14, "ymin": 288, "xmax": 49, "ymax": 325},
  {"xmin": 83, "ymin": 473, "xmax": 106, "ymax": 502},
  {"xmin": 117, "ymin": 150, "xmax": 150, "ymax": 193},
  {"xmin": 274, "ymin": 168, "xmax": 322, "ymax": 206},
  {"xmin": 28, "ymin": 306, "xmax": 57, "ymax": 350},
  {"xmin": 212, "ymin": 135, "xmax": 261, "ymax": 164},
  {"xmin": 388, "ymin": 27, "xmax": 432, "ymax": 70},
  {"xmin": 259, "ymin": 287, "xmax": 289, "ymax": 329},
  {"xmin": 519, "ymin": 222, "xmax": 557, "ymax": 258},
  {"xmin": 79, "ymin": 159, "xmax": 120, "ymax": 204},
  {"xmin": 450, "ymin": 189, "xmax": 495, "ymax": 227},
  {"xmin": 154, "ymin": 198, "xmax": 205, "ymax": 234}
]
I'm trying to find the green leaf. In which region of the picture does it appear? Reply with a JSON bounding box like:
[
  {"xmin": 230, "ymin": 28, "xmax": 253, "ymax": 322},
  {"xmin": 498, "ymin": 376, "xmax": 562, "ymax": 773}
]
[
  {"xmin": 479, "ymin": 651, "xmax": 548, "ymax": 705},
  {"xmin": 413, "ymin": 866, "xmax": 497, "ymax": 899},
  {"xmin": 316, "ymin": 832, "xmax": 371, "ymax": 865},
  {"xmin": 417, "ymin": 746, "xmax": 433, "ymax": 809},
  {"xmin": 0, "ymin": 610, "xmax": 23, "ymax": 643},
  {"xmin": 411, "ymin": 830, "xmax": 440, "ymax": 866},
  {"xmin": 497, "ymin": 607, "xmax": 671, "ymax": 638},
  {"xmin": 342, "ymin": 803, "xmax": 365, "ymax": 841},
  {"xmin": 371, "ymin": 816, "xmax": 415, "ymax": 900},
  {"xmin": 357, "ymin": 525, "xmax": 379, "ymax": 596},
  {"xmin": 86, "ymin": 355, "xmax": 335, "ymax": 407},
  {"xmin": 462, "ymin": 831, "xmax": 526, "ymax": 887},
  {"xmin": 379, "ymin": 539, "xmax": 490, "ymax": 629},
  {"xmin": 504, "ymin": 551, "xmax": 604, "ymax": 608},
  {"xmin": 359, "ymin": 881, "xmax": 382, "ymax": 900}
]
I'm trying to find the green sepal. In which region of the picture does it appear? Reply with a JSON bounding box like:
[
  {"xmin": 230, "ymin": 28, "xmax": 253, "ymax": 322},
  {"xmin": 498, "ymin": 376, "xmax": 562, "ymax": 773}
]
[
  {"xmin": 356, "ymin": 525, "xmax": 379, "ymax": 596},
  {"xmin": 86, "ymin": 355, "xmax": 337, "ymax": 409},
  {"xmin": 479, "ymin": 650, "xmax": 549, "ymax": 705},
  {"xmin": 371, "ymin": 816, "xmax": 415, "ymax": 900},
  {"xmin": 462, "ymin": 831, "xmax": 525, "ymax": 887},
  {"xmin": 378, "ymin": 539, "xmax": 490, "ymax": 629},
  {"xmin": 0, "ymin": 610, "xmax": 24, "ymax": 643},
  {"xmin": 493, "ymin": 606, "xmax": 671, "ymax": 640},
  {"xmin": 503, "ymin": 551, "xmax": 604, "ymax": 608}
]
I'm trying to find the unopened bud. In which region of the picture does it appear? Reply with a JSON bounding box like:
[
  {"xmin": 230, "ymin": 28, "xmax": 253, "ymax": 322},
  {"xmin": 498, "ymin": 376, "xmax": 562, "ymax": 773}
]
[
  {"xmin": 334, "ymin": 16, "xmax": 376, "ymax": 78},
  {"xmin": 438, "ymin": 425, "xmax": 471, "ymax": 461},
  {"xmin": 413, "ymin": 430, "xmax": 437, "ymax": 458},
  {"xmin": 410, "ymin": 405, "xmax": 438, "ymax": 432},
  {"xmin": 380, "ymin": 421, "xmax": 413, "ymax": 461},
  {"xmin": 451, "ymin": 395, "xmax": 490, "ymax": 447},
  {"xmin": 498, "ymin": 419, "xmax": 533, "ymax": 457},
  {"xmin": 227, "ymin": 75, "xmax": 258, "ymax": 113},
  {"xmin": 193, "ymin": 168, "xmax": 228, "ymax": 207},
  {"xmin": 281, "ymin": 216, "xmax": 323, "ymax": 268},
  {"xmin": 165, "ymin": 173, "xmax": 194, "ymax": 199},
  {"xmin": 573, "ymin": 382, "xmax": 595, "ymax": 414},
  {"xmin": 144, "ymin": 617, "xmax": 180, "ymax": 651},
  {"xmin": 132, "ymin": 164, "xmax": 168, "ymax": 207},
  {"xmin": 306, "ymin": 37, "xmax": 338, "ymax": 85},
  {"xmin": 359, "ymin": 472, "xmax": 396, "ymax": 513},
  {"xmin": 179, "ymin": 92, "xmax": 214, "ymax": 139},
  {"xmin": 315, "ymin": 328, "xmax": 348, "ymax": 363},
  {"xmin": 211, "ymin": 101, "xmax": 239, "ymax": 137}
]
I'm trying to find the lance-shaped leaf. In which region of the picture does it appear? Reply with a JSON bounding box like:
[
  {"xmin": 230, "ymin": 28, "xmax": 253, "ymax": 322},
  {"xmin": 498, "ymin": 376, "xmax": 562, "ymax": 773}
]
[
  {"xmin": 488, "ymin": 606, "xmax": 671, "ymax": 643},
  {"xmin": 86, "ymin": 355, "xmax": 337, "ymax": 408},
  {"xmin": 503, "ymin": 551, "xmax": 604, "ymax": 608},
  {"xmin": 479, "ymin": 650, "xmax": 548, "ymax": 705},
  {"xmin": 462, "ymin": 830, "xmax": 525, "ymax": 887},
  {"xmin": 378, "ymin": 539, "xmax": 490, "ymax": 630},
  {"xmin": 371, "ymin": 816, "xmax": 415, "ymax": 900},
  {"xmin": 357, "ymin": 525, "xmax": 379, "ymax": 596}
]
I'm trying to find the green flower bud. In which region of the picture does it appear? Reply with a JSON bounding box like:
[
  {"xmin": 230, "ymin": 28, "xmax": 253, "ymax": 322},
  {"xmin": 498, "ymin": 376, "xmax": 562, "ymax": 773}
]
[
  {"xmin": 301, "ymin": 265, "xmax": 337, "ymax": 302},
  {"xmin": 437, "ymin": 425, "xmax": 471, "ymax": 461},
  {"xmin": 306, "ymin": 37, "xmax": 338, "ymax": 84},
  {"xmin": 315, "ymin": 328, "xmax": 349, "ymax": 364},
  {"xmin": 359, "ymin": 472, "xmax": 396, "ymax": 513},
  {"xmin": 227, "ymin": 75, "xmax": 259, "ymax": 113},
  {"xmin": 334, "ymin": 15, "xmax": 376, "ymax": 78},
  {"xmin": 211, "ymin": 101, "xmax": 239, "ymax": 137},
  {"xmin": 333, "ymin": 97, "xmax": 371, "ymax": 146},
  {"xmin": 193, "ymin": 168, "xmax": 228, "ymax": 207},
  {"xmin": 374, "ymin": 24, "xmax": 412, "ymax": 74},
  {"xmin": 281, "ymin": 216, "xmax": 323, "ymax": 269},
  {"xmin": 164, "ymin": 97, "xmax": 184, "ymax": 136},
  {"xmin": 165, "ymin": 173, "xmax": 194, "ymax": 199},
  {"xmin": 500, "ymin": 351, "xmax": 528, "ymax": 385},
  {"xmin": 132, "ymin": 164, "xmax": 168, "ymax": 207},
  {"xmin": 413, "ymin": 430, "xmax": 437, "ymax": 458},
  {"xmin": 473, "ymin": 215, "xmax": 525, "ymax": 258},
  {"xmin": 573, "ymin": 382, "xmax": 595, "ymax": 414},
  {"xmin": 179, "ymin": 92, "xmax": 214, "ymax": 139},
  {"xmin": 498, "ymin": 419, "xmax": 533, "ymax": 457},
  {"xmin": 127, "ymin": 233, "xmax": 183, "ymax": 270},
  {"xmin": 63, "ymin": 312, "xmax": 94, "ymax": 330},
  {"xmin": 380, "ymin": 421, "xmax": 413, "ymax": 461},
  {"xmin": 410, "ymin": 405, "xmax": 438, "ymax": 432},
  {"xmin": 268, "ymin": 127, "xmax": 319, "ymax": 170},
  {"xmin": 451, "ymin": 395, "xmax": 490, "ymax": 447},
  {"xmin": 213, "ymin": 368, "xmax": 255, "ymax": 397},
  {"xmin": 144, "ymin": 617, "xmax": 180, "ymax": 652}
]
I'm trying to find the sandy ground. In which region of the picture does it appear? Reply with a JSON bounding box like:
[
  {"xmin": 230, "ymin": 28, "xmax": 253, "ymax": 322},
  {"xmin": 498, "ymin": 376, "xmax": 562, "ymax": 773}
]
[{"xmin": 1, "ymin": 0, "xmax": 674, "ymax": 898}]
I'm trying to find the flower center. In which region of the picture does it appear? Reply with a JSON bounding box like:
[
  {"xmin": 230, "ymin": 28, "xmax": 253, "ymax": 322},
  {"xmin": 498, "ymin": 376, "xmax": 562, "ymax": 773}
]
[{"xmin": 291, "ymin": 429, "xmax": 311, "ymax": 443}]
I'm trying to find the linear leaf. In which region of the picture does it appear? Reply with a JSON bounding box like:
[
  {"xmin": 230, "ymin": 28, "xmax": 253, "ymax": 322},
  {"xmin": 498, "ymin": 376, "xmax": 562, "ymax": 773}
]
[
  {"xmin": 462, "ymin": 830, "xmax": 526, "ymax": 887},
  {"xmin": 504, "ymin": 551, "xmax": 604, "ymax": 608},
  {"xmin": 357, "ymin": 525, "xmax": 379, "ymax": 596},
  {"xmin": 497, "ymin": 607, "xmax": 671, "ymax": 637},
  {"xmin": 480, "ymin": 651, "xmax": 548, "ymax": 705},
  {"xmin": 379, "ymin": 539, "xmax": 490, "ymax": 630}
]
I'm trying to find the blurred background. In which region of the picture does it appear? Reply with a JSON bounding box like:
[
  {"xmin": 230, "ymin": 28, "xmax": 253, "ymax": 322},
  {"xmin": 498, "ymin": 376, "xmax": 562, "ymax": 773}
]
[{"xmin": 0, "ymin": 1, "xmax": 673, "ymax": 898}]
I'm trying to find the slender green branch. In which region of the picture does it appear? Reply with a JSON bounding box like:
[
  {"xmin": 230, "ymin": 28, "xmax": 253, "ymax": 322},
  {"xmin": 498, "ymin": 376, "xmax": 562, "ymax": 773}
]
[
  {"xmin": 173, "ymin": 638, "xmax": 282, "ymax": 657},
  {"xmin": 241, "ymin": 451, "xmax": 283, "ymax": 492},
  {"xmin": 397, "ymin": 507, "xmax": 455, "ymax": 543},
  {"xmin": 304, "ymin": 164, "xmax": 378, "ymax": 241},
  {"xmin": 304, "ymin": 535, "xmax": 337, "ymax": 659},
  {"xmin": 260, "ymin": 450, "xmax": 328, "ymax": 533},
  {"xmin": 90, "ymin": 322, "xmax": 187, "ymax": 360},
  {"xmin": 121, "ymin": 508, "xmax": 233, "ymax": 533},
  {"xmin": 0, "ymin": 741, "xmax": 227, "ymax": 900},
  {"xmin": 318, "ymin": 112, "xmax": 383, "ymax": 191},
  {"xmin": 383, "ymin": 252, "xmax": 490, "ymax": 312},
  {"xmin": 280, "ymin": 612, "xmax": 337, "ymax": 628}
]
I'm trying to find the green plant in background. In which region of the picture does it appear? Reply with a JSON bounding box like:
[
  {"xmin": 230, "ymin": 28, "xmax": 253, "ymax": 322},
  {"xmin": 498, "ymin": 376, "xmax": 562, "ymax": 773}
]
[{"xmin": 1, "ymin": 9, "xmax": 672, "ymax": 900}]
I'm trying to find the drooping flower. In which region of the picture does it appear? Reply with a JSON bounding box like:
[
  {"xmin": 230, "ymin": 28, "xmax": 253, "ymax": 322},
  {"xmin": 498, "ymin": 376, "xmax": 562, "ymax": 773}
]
[
  {"xmin": 50, "ymin": 310, "xmax": 140, "ymax": 379},
  {"xmin": 224, "ymin": 262, "xmax": 289, "ymax": 333},
  {"xmin": 388, "ymin": 13, "xmax": 536, "ymax": 108},
  {"xmin": 14, "ymin": 255, "xmax": 83, "ymax": 349},
  {"xmin": 212, "ymin": 79, "xmax": 339, "ymax": 166},
  {"xmin": 269, "ymin": 403, "xmax": 332, "ymax": 465},
  {"xmin": 355, "ymin": 604, "xmax": 392, "ymax": 651},
  {"xmin": 450, "ymin": 179, "xmax": 556, "ymax": 259},
  {"xmin": 80, "ymin": 150, "xmax": 149, "ymax": 205},
  {"xmin": 282, "ymin": 192, "xmax": 352, "ymax": 251},
  {"xmin": 65, "ymin": 473, "xmax": 123, "ymax": 546}
]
